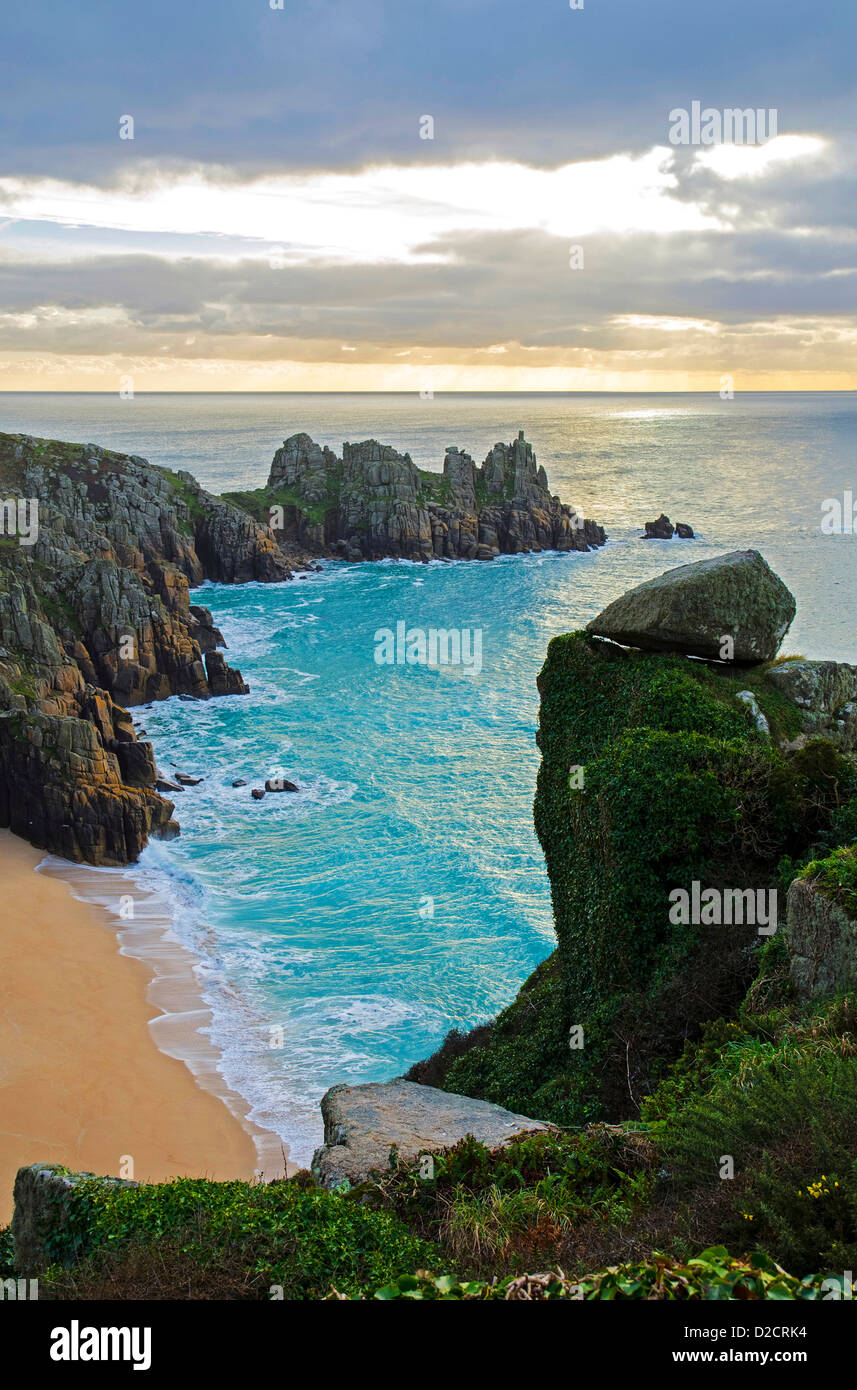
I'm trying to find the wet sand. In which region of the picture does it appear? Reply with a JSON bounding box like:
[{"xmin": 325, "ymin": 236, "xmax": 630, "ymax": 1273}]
[{"xmin": 0, "ymin": 829, "xmax": 287, "ymax": 1226}]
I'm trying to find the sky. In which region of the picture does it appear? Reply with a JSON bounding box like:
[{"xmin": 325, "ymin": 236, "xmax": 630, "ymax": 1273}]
[{"xmin": 0, "ymin": 0, "xmax": 854, "ymax": 391}]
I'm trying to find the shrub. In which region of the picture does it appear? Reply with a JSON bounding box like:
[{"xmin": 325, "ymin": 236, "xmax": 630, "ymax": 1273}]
[
  {"xmin": 660, "ymin": 1051, "xmax": 857, "ymax": 1275},
  {"xmin": 37, "ymin": 1176, "xmax": 439, "ymax": 1301}
]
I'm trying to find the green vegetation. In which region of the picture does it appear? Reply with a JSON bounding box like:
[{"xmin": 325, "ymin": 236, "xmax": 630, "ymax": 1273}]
[
  {"xmin": 420, "ymin": 634, "xmax": 857, "ymax": 1126},
  {"xmin": 31, "ymin": 1175, "xmax": 438, "ymax": 1301},
  {"xmin": 2, "ymin": 607, "xmax": 854, "ymax": 1299},
  {"xmin": 13, "ymin": 1010, "xmax": 854, "ymax": 1298},
  {"xmin": 161, "ymin": 468, "xmax": 208, "ymax": 534},
  {"xmin": 6, "ymin": 956, "xmax": 854, "ymax": 1300},
  {"xmin": 0, "ymin": 1225, "xmax": 14, "ymax": 1279},
  {"xmin": 799, "ymin": 843, "xmax": 857, "ymax": 917},
  {"xmin": 369, "ymin": 1251, "xmax": 827, "ymax": 1301},
  {"xmin": 222, "ymin": 483, "xmax": 337, "ymax": 529},
  {"xmin": 416, "ymin": 468, "xmax": 454, "ymax": 507}
]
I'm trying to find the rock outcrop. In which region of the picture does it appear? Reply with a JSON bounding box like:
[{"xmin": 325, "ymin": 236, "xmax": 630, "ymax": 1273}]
[
  {"xmin": 765, "ymin": 659, "xmax": 857, "ymax": 752},
  {"xmin": 227, "ymin": 429, "xmax": 606, "ymax": 563},
  {"xmin": 786, "ymin": 868, "xmax": 857, "ymax": 1000},
  {"xmin": 587, "ymin": 549, "xmax": 796, "ymax": 662},
  {"xmin": 11, "ymin": 1163, "xmax": 138, "ymax": 1277},
  {"xmin": 0, "ymin": 433, "xmax": 291, "ymax": 864},
  {"xmin": 641, "ymin": 514, "xmax": 694, "ymax": 540},
  {"xmin": 311, "ymin": 1079, "xmax": 553, "ymax": 1189},
  {"xmin": 643, "ymin": 513, "xmax": 674, "ymax": 539}
]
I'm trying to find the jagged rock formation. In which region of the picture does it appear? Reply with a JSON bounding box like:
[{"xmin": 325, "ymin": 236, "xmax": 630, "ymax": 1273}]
[
  {"xmin": 587, "ymin": 549, "xmax": 796, "ymax": 662},
  {"xmin": 227, "ymin": 429, "xmax": 606, "ymax": 562},
  {"xmin": 641, "ymin": 513, "xmax": 694, "ymax": 539},
  {"xmin": 0, "ymin": 427, "xmax": 606, "ymax": 864},
  {"xmin": 311, "ymin": 1080, "xmax": 553, "ymax": 1190},
  {"xmin": 0, "ymin": 433, "xmax": 292, "ymax": 864}
]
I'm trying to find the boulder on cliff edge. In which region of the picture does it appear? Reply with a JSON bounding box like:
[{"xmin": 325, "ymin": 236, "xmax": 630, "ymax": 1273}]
[
  {"xmin": 586, "ymin": 549, "xmax": 796, "ymax": 662},
  {"xmin": 311, "ymin": 1079, "xmax": 553, "ymax": 1190}
]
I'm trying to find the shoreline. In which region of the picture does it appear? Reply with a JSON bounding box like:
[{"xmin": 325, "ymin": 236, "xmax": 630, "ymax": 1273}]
[{"xmin": 0, "ymin": 830, "xmax": 288, "ymax": 1225}]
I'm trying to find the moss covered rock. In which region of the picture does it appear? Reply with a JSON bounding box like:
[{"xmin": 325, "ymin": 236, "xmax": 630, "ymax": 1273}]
[{"xmin": 586, "ymin": 549, "xmax": 796, "ymax": 661}]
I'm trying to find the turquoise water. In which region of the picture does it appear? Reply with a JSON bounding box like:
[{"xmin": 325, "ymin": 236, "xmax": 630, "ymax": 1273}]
[{"xmin": 4, "ymin": 392, "xmax": 857, "ymax": 1161}]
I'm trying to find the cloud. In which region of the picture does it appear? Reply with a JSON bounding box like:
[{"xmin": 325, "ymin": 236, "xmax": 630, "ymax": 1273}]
[
  {"xmin": 692, "ymin": 134, "xmax": 827, "ymax": 181},
  {"xmin": 0, "ymin": 0, "xmax": 854, "ymax": 388},
  {"xmin": 1, "ymin": 0, "xmax": 854, "ymax": 179},
  {"xmin": 0, "ymin": 148, "xmax": 724, "ymax": 268}
]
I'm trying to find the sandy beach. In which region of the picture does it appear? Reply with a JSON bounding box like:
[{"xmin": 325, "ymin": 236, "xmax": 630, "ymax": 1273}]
[{"xmin": 0, "ymin": 830, "xmax": 285, "ymax": 1226}]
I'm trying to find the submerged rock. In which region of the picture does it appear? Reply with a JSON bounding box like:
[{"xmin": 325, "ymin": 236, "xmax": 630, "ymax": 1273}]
[
  {"xmin": 587, "ymin": 549, "xmax": 796, "ymax": 662},
  {"xmin": 265, "ymin": 777, "xmax": 298, "ymax": 792},
  {"xmin": 311, "ymin": 1079, "xmax": 553, "ymax": 1190},
  {"xmin": 251, "ymin": 788, "xmax": 265, "ymax": 800}
]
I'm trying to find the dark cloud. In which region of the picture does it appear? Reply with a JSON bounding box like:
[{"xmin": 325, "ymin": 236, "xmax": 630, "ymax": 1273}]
[{"xmin": 1, "ymin": 0, "xmax": 854, "ymax": 180}]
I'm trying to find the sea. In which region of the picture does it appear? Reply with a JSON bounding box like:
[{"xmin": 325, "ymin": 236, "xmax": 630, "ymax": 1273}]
[{"xmin": 2, "ymin": 391, "xmax": 855, "ymax": 1166}]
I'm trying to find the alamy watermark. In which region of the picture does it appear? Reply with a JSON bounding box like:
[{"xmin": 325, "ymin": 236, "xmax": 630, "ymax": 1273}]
[
  {"xmin": 374, "ymin": 622, "xmax": 482, "ymax": 675},
  {"xmin": 1, "ymin": 1277, "xmax": 38, "ymax": 1300},
  {"xmin": 821, "ymin": 491, "xmax": 857, "ymax": 534},
  {"xmin": 821, "ymin": 1271, "xmax": 853, "ymax": 1299},
  {"xmin": 669, "ymin": 881, "xmax": 777, "ymax": 935},
  {"xmin": 669, "ymin": 102, "xmax": 778, "ymax": 147},
  {"xmin": 1, "ymin": 498, "xmax": 38, "ymax": 546}
]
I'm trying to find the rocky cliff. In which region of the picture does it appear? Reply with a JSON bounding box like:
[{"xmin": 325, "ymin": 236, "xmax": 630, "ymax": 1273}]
[
  {"xmin": 0, "ymin": 426, "xmax": 608, "ymax": 866},
  {"xmin": 412, "ymin": 551, "xmax": 857, "ymax": 1125},
  {"xmin": 224, "ymin": 429, "xmax": 607, "ymax": 562},
  {"xmin": 0, "ymin": 432, "xmax": 293, "ymax": 864}
]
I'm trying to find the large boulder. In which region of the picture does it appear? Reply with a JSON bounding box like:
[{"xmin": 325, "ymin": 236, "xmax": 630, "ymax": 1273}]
[
  {"xmin": 786, "ymin": 870, "xmax": 857, "ymax": 1000},
  {"xmin": 586, "ymin": 549, "xmax": 796, "ymax": 662},
  {"xmin": 12, "ymin": 1164, "xmax": 138, "ymax": 1276},
  {"xmin": 311, "ymin": 1079, "xmax": 553, "ymax": 1190}
]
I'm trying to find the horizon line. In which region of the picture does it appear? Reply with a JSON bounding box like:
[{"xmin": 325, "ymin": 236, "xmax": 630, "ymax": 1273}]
[{"xmin": 1, "ymin": 389, "xmax": 855, "ymax": 397}]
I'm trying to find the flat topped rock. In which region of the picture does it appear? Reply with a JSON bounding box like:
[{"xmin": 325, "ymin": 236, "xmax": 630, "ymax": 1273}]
[
  {"xmin": 586, "ymin": 548, "xmax": 796, "ymax": 663},
  {"xmin": 311, "ymin": 1079, "xmax": 553, "ymax": 1190}
]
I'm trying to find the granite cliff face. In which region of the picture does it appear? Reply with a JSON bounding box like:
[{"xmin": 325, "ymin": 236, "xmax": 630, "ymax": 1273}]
[
  {"xmin": 0, "ymin": 433, "xmax": 292, "ymax": 864},
  {"xmin": 226, "ymin": 429, "xmax": 606, "ymax": 562}
]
